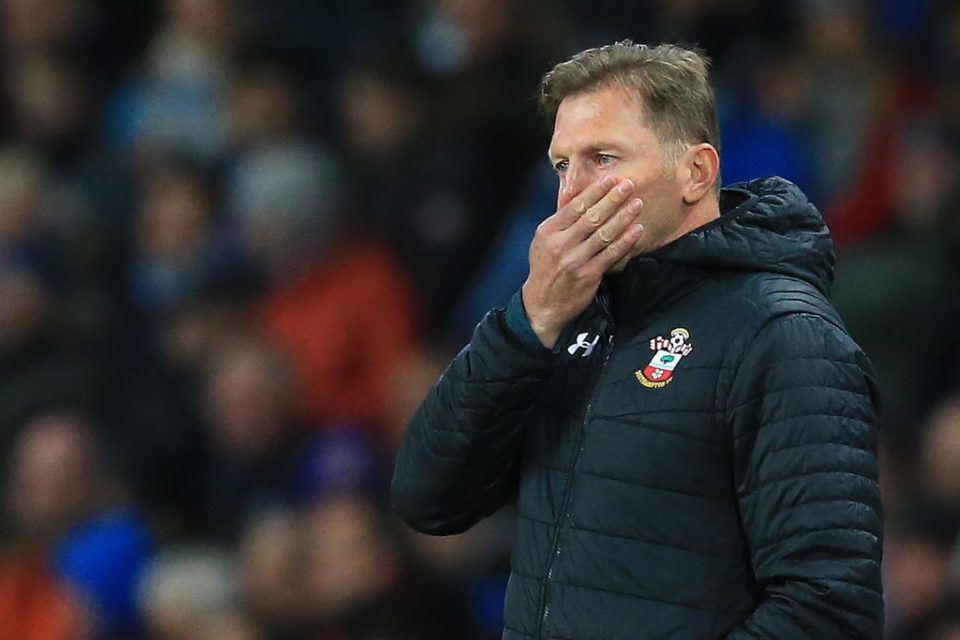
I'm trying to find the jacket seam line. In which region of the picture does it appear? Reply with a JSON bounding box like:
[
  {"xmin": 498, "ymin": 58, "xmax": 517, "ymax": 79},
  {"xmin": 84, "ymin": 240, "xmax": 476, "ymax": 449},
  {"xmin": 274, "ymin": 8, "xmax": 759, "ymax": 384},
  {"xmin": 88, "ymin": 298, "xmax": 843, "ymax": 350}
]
[
  {"xmin": 587, "ymin": 416, "xmax": 725, "ymax": 446},
  {"xmin": 566, "ymin": 523, "xmax": 727, "ymax": 556},
  {"xmin": 729, "ymin": 385, "xmax": 868, "ymax": 413},
  {"xmin": 516, "ymin": 511, "xmax": 557, "ymax": 526},
  {"xmin": 732, "ymin": 413, "xmax": 873, "ymax": 440},
  {"xmin": 721, "ymin": 353, "xmax": 862, "ymax": 386},
  {"xmin": 755, "ymin": 440, "xmax": 874, "ymax": 459},
  {"xmin": 575, "ymin": 469, "xmax": 731, "ymax": 500},
  {"xmin": 510, "ymin": 567, "xmax": 750, "ymax": 614},
  {"xmin": 740, "ymin": 470, "xmax": 878, "ymax": 499},
  {"xmin": 767, "ymin": 496, "xmax": 881, "ymax": 513},
  {"xmin": 602, "ymin": 407, "xmax": 724, "ymax": 416},
  {"xmin": 752, "ymin": 524, "xmax": 881, "ymax": 556}
]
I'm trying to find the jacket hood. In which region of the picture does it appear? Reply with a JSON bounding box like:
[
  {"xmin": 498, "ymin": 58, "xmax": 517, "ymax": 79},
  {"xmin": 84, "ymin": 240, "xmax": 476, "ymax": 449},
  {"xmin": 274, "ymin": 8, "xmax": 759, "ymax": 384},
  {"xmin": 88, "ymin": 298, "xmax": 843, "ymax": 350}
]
[{"xmin": 647, "ymin": 176, "xmax": 836, "ymax": 296}]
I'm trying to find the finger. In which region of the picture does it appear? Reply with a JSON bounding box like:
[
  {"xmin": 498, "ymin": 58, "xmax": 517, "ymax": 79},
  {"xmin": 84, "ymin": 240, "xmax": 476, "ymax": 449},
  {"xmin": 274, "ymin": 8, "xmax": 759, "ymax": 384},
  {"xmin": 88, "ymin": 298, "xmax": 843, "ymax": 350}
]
[
  {"xmin": 562, "ymin": 197, "xmax": 643, "ymax": 267},
  {"xmin": 589, "ymin": 197, "xmax": 643, "ymax": 252},
  {"xmin": 551, "ymin": 176, "xmax": 617, "ymax": 229},
  {"xmin": 583, "ymin": 221, "xmax": 645, "ymax": 275},
  {"xmin": 570, "ymin": 179, "xmax": 635, "ymax": 239}
]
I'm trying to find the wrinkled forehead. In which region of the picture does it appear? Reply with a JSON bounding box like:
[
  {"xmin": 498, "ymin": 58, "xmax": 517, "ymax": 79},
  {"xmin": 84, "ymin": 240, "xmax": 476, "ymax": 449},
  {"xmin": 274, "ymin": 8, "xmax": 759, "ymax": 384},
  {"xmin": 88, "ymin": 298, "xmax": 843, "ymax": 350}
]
[{"xmin": 548, "ymin": 85, "xmax": 655, "ymax": 155}]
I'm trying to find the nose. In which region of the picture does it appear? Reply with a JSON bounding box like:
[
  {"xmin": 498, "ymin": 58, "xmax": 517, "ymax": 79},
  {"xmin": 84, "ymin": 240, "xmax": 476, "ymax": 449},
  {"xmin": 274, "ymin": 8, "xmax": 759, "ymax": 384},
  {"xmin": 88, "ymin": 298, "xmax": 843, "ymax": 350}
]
[{"xmin": 557, "ymin": 161, "xmax": 596, "ymax": 208}]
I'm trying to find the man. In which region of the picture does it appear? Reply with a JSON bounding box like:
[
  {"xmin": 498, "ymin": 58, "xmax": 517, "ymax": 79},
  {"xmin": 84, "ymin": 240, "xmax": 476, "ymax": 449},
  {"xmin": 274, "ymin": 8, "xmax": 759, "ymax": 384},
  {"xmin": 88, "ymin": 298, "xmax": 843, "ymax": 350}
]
[{"xmin": 391, "ymin": 42, "xmax": 883, "ymax": 639}]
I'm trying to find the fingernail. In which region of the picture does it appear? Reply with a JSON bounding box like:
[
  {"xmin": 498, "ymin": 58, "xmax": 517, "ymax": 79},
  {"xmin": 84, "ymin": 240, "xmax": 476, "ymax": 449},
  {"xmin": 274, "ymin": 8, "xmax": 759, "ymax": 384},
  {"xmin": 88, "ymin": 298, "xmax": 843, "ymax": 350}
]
[
  {"xmin": 633, "ymin": 223, "xmax": 644, "ymax": 233},
  {"xmin": 617, "ymin": 180, "xmax": 634, "ymax": 195},
  {"xmin": 629, "ymin": 198, "xmax": 643, "ymax": 212},
  {"xmin": 600, "ymin": 177, "xmax": 615, "ymax": 189}
]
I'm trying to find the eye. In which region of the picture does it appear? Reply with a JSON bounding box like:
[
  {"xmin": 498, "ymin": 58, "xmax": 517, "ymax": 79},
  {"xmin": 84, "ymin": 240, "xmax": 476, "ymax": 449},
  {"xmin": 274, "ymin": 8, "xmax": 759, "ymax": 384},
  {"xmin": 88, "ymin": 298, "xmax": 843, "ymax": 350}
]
[
  {"xmin": 552, "ymin": 159, "xmax": 569, "ymax": 174},
  {"xmin": 598, "ymin": 153, "xmax": 617, "ymax": 167}
]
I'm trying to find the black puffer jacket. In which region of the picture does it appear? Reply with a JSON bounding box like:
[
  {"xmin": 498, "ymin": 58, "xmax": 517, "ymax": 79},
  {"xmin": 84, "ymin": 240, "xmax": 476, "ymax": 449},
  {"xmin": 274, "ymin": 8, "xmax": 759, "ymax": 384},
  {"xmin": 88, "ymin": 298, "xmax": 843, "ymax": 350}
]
[{"xmin": 392, "ymin": 177, "xmax": 883, "ymax": 639}]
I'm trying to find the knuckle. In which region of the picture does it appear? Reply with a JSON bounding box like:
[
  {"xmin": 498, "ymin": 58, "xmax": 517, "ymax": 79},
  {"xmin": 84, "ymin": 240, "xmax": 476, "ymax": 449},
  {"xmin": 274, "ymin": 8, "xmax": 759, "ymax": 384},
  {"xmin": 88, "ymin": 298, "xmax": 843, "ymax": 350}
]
[{"xmin": 578, "ymin": 267, "xmax": 598, "ymax": 283}]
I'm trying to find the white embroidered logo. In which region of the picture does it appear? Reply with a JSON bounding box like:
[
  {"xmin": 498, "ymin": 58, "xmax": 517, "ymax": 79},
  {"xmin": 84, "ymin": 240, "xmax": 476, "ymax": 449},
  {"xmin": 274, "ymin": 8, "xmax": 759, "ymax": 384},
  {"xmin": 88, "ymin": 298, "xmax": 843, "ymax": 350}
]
[{"xmin": 567, "ymin": 332, "xmax": 600, "ymax": 358}]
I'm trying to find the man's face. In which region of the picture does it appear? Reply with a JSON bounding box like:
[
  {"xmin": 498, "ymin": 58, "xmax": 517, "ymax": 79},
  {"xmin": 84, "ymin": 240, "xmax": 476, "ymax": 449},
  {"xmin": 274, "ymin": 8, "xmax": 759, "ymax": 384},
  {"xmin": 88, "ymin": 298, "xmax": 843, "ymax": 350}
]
[{"xmin": 548, "ymin": 84, "xmax": 687, "ymax": 267}]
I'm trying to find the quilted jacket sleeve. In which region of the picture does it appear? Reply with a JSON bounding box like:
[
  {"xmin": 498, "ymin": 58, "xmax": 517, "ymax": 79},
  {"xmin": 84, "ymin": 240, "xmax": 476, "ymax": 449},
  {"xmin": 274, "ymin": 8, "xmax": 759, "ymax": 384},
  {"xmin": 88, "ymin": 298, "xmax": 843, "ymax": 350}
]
[
  {"xmin": 391, "ymin": 308, "xmax": 557, "ymax": 535},
  {"xmin": 723, "ymin": 312, "xmax": 884, "ymax": 639}
]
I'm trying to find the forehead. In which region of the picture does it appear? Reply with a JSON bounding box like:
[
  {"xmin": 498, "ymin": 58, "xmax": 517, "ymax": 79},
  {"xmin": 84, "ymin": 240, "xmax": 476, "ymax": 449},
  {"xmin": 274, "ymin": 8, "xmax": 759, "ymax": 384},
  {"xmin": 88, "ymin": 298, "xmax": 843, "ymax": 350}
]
[{"xmin": 548, "ymin": 85, "xmax": 653, "ymax": 154}]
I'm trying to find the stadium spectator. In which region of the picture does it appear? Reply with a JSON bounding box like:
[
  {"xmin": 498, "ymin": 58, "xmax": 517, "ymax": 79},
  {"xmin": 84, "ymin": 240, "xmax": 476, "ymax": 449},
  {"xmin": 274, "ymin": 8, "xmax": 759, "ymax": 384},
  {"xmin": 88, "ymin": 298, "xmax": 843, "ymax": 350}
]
[{"xmin": 4, "ymin": 412, "xmax": 153, "ymax": 636}]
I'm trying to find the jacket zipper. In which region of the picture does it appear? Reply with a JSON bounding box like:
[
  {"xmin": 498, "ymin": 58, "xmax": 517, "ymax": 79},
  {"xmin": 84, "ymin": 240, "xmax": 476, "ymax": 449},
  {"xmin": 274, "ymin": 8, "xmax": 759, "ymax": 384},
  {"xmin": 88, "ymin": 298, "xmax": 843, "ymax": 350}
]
[{"xmin": 536, "ymin": 329, "xmax": 615, "ymax": 639}]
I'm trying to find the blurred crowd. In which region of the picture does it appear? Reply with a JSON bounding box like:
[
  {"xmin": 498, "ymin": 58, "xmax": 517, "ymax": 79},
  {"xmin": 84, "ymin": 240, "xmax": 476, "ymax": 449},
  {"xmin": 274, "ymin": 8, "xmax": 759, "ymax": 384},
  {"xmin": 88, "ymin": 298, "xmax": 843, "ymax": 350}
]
[{"xmin": 0, "ymin": 0, "xmax": 957, "ymax": 638}]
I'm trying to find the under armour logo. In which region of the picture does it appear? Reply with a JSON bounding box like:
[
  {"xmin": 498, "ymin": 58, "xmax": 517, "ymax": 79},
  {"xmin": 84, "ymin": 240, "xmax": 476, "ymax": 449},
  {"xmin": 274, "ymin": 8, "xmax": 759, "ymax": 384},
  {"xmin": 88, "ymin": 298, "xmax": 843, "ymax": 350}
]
[{"xmin": 567, "ymin": 332, "xmax": 600, "ymax": 358}]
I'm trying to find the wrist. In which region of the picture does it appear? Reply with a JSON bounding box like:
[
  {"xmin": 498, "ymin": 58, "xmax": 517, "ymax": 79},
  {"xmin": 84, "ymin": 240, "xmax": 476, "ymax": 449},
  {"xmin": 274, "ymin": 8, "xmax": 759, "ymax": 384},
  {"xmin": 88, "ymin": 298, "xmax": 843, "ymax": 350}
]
[
  {"xmin": 504, "ymin": 291, "xmax": 546, "ymax": 349},
  {"xmin": 520, "ymin": 284, "xmax": 561, "ymax": 349},
  {"xmin": 530, "ymin": 322, "xmax": 560, "ymax": 350}
]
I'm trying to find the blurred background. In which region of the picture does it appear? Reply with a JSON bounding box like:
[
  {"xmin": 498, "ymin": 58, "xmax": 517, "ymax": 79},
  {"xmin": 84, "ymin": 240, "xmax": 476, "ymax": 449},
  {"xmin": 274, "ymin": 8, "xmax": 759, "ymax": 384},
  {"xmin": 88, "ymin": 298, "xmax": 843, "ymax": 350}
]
[{"xmin": 0, "ymin": 0, "xmax": 957, "ymax": 638}]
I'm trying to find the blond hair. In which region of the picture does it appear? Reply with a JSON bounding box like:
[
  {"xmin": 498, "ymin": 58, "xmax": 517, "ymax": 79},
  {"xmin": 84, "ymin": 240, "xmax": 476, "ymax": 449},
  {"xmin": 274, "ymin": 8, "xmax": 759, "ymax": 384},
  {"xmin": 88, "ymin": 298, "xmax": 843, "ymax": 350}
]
[{"xmin": 538, "ymin": 41, "xmax": 720, "ymax": 161}]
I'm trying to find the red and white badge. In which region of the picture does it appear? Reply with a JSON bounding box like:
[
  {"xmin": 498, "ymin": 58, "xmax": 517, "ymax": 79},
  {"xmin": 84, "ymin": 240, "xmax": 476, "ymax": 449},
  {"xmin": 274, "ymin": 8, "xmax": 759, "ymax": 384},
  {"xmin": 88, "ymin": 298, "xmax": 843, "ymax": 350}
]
[{"xmin": 635, "ymin": 327, "xmax": 694, "ymax": 389}]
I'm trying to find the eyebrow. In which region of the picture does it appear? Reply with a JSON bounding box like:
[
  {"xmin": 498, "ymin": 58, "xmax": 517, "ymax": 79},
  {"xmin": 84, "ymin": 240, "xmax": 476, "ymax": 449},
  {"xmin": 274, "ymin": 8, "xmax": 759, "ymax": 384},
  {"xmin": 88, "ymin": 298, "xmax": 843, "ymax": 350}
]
[{"xmin": 547, "ymin": 142, "xmax": 626, "ymax": 161}]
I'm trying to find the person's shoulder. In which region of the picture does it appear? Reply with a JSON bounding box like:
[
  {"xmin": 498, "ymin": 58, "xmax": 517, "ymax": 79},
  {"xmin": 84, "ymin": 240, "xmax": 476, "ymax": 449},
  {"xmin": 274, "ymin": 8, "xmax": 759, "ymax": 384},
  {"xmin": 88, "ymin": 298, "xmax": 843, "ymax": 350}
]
[
  {"xmin": 706, "ymin": 271, "xmax": 863, "ymax": 373},
  {"xmin": 714, "ymin": 270, "xmax": 841, "ymax": 329},
  {"xmin": 732, "ymin": 284, "xmax": 872, "ymax": 384}
]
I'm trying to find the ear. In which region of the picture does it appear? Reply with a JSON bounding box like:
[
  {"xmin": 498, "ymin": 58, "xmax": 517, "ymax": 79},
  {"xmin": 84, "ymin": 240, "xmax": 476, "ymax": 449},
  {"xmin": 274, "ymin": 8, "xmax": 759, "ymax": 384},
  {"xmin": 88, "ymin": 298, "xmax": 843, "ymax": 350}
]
[{"xmin": 679, "ymin": 143, "xmax": 720, "ymax": 205}]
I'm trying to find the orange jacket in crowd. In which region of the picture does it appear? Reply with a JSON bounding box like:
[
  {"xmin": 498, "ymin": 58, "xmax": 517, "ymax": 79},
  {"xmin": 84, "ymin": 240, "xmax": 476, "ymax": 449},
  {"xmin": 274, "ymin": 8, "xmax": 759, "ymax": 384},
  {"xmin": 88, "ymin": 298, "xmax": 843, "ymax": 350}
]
[
  {"xmin": 258, "ymin": 241, "xmax": 417, "ymax": 432},
  {"xmin": 0, "ymin": 551, "xmax": 88, "ymax": 640}
]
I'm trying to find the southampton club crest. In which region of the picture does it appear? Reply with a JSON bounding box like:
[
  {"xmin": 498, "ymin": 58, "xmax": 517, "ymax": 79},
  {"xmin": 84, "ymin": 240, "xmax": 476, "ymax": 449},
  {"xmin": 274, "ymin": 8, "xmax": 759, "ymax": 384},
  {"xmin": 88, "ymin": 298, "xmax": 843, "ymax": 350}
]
[{"xmin": 635, "ymin": 327, "xmax": 694, "ymax": 389}]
